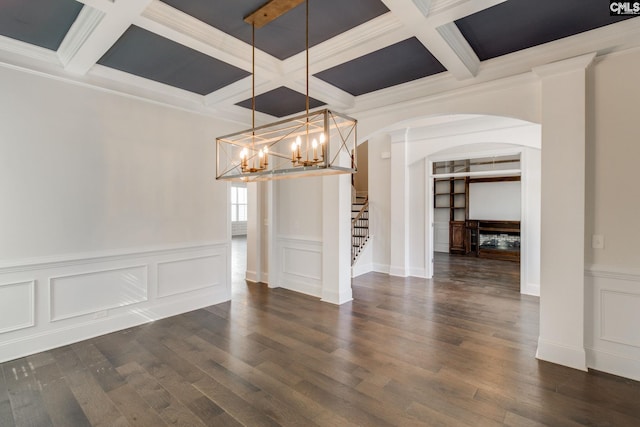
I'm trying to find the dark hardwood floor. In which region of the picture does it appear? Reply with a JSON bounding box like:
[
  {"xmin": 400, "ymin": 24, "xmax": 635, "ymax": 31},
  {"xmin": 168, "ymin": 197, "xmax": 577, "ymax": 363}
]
[{"xmin": 1, "ymin": 242, "xmax": 639, "ymax": 426}]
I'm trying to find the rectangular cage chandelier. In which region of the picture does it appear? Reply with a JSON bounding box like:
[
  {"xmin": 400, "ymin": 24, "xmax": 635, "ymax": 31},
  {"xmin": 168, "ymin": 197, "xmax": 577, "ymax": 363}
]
[
  {"xmin": 216, "ymin": 109, "xmax": 357, "ymax": 182},
  {"xmin": 215, "ymin": 0, "xmax": 357, "ymax": 182}
]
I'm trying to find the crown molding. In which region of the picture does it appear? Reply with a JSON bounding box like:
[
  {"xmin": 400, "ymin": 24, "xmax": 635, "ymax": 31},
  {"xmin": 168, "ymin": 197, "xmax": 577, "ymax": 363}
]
[
  {"xmin": 0, "ymin": 36, "xmax": 60, "ymax": 66},
  {"xmin": 533, "ymin": 53, "xmax": 597, "ymax": 78},
  {"xmin": 58, "ymin": 6, "xmax": 105, "ymax": 67}
]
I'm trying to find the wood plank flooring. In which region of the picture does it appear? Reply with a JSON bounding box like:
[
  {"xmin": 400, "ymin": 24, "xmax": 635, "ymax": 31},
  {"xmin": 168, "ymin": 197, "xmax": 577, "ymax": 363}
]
[{"xmin": 1, "ymin": 244, "xmax": 639, "ymax": 426}]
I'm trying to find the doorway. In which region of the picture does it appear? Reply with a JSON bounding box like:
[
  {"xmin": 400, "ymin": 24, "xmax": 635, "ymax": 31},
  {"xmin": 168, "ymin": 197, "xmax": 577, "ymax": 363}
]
[
  {"xmin": 426, "ymin": 148, "xmax": 541, "ymax": 296},
  {"xmin": 230, "ymin": 182, "xmax": 248, "ymax": 291}
]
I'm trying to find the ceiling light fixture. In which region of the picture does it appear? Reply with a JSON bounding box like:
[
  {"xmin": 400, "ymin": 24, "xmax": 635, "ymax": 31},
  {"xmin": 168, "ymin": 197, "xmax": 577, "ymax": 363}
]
[{"xmin": 216, "ymin": 0, "xmax": 358, "ymax": 182}]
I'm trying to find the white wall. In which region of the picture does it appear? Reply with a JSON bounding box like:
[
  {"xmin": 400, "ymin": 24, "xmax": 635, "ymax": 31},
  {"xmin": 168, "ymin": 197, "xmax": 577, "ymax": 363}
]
[
  {"xmin": 0, "ymin": 65, "xmax": 238, "ymax": 362},
  {"xmin": 583, "ymin": 49, "xmax": 640, "ymax": 381},
  {"xmin": 367, "ymin": 133, "xmax": 392, "ymax": 273},
  {"xmin": 469, "ymin": 181, "xmax": 521, "ymax": 221},
  {"xmin": 271, "ymin": 177, "xmax": 324, "ymax": 297}
]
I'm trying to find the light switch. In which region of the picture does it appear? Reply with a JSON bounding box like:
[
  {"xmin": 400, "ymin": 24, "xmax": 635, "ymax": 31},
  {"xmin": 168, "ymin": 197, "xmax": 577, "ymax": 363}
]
[{"xmin": 592, "ymin": 234, "xmax": 604, "ymax": 249}]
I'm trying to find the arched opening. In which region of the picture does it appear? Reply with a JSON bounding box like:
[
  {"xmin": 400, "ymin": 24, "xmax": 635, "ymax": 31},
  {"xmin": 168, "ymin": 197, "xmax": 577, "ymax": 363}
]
[{"xmin": 360, "ymin": 113, "xmax": 541, "ymax": 296}]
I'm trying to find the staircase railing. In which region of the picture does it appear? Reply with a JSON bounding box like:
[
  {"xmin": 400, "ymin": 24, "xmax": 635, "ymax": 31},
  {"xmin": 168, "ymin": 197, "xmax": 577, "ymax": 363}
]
[{"xmin": 351, "ymin": 198, "xmax": 369, "ymax": 264}]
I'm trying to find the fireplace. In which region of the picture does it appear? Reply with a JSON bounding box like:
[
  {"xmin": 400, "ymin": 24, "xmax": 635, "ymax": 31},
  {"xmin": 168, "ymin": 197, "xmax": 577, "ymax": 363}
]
[{"xmin": 467, "ymin": 220, "xmax": 520, "ymax": 262}]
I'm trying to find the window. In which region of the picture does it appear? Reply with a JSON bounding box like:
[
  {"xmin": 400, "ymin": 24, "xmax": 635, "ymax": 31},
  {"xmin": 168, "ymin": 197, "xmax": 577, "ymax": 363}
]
[{"xmin": 231, "ymin": 185, "xmax": 248, "ymax": 222}]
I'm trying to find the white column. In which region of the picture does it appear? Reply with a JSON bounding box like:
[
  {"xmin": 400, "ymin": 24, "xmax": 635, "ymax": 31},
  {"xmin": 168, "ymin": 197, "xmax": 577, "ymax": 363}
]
[
  {"xmin": 533, "ymin": 53, "xmax": 596, "ymax": 371},
  {"xmin": 389, "ymin": 130, "xmax": 410, "ymax": 277},
  {"xmin": 321, "ymin": 174, "xmax": 353, "ymax": 304},
  {"xmin": 245, "ymin": 182, "xmax": 261, "ymax": 283}
]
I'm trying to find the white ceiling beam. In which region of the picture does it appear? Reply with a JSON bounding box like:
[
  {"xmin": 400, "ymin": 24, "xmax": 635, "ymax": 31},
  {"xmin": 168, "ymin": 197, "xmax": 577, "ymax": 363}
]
[
  {"xmin": 285, "ymin": 76, "xmax": 356, "ymax": 111},
  {"xmin": 61, "ymin": 0, "xmax": 153, "ymax": 75},
  {"xmin": 74, "ymin": 0, "xmax": 115, "ymax": 13},
  {"xmin": 380, "ymin": 0, "xmax": 481, "ymax": 79},
  {"xmin": 136, "ymin": 0, "xmax": 281, "ymax": 78},
  {"xmin": 411, "ymin": 0, "xmax": 433, "ymax": 17},
  {"xmin": 203, "ymin": 76, "xmax": 282, "ymax": 108},
  {"xmin": 283, "ymin": 13, "xmax": 410, "ymax": 75}
]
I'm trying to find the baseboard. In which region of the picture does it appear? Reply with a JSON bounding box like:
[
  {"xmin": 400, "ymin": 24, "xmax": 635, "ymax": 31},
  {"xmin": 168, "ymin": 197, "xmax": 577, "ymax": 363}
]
[
  {"xmin": 389, "ymin": 266, "xmax": 408, "ymax": 277},
  {"xmin": 0, "ymin": 288, "xmax": 229, "ymax": 364},
  {"xmin": 373, "ymin": 263, "xmax": 390, "ymax": 274},
  {"xmin": 321, "ymin": 288, "xmax": 353, "ymax": 305},
  {"xmin": 586, "ymin": 348, "xmax": 640, "ymax": 382},
  {"xmin": 536, "ymin": 338, "xmax": 587, "ymax": 372},
  {"xmin": 352, "ymin": 262, "xmax": 373, "ymax": 278},
  {"xmin": 245, "ymin": 270, "xmax": 258, "ymax": 283},
  {"xmin": 522, "ymin": 282, "xmax": 540, "ymax": 297},
  {"xmin": 279, "ymin": 279, "xmax": 321, "ymax": 299},
  {"xmin": 409, "ymin": 268, "xmax": 428, "ymax": 279}
]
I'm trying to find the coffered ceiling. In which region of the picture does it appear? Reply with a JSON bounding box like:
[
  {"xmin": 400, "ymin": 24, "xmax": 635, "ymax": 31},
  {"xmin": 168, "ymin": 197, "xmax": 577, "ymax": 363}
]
[{"xmin": 0, "ymin": 0, "xmax": 638, "ymax": 124}]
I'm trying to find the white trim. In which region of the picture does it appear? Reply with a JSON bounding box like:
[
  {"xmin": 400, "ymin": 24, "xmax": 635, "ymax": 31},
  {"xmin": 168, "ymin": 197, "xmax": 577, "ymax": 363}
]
[
  {"xmin": 373, "ymin": 263, "xmax": 391, "ymax": 274},
  {"xmin": 0, "ymin": 281, "xmax": 35, "ymax": 334},
  {"xmin": 585, "ymin": 265, "xmax": 640, "ymax": 282},
  {"xmin": 0, "ymin": 240, "xmax": 228, "ymax": 273},
  {"xmin": 436, "ymin": 22, "xmax": 479, "ymax": 77},
  {"xmin": 586, "ymin": 348, "xmax": 640, "ymax": 382},
  {"xmin": 536, "ymin": 338, "xmax": 587, "ymax": 372},
  {"xmin": 321, "ymin": 289, "xmax": 353, "ymax": 306},
  {"xmin": 58, "ymin": 6, "xmax": 105, "ymax": 67},
  {"xmin": 521, "ymin": 282, "xmax": 540, "ymax": 297},
  {"xmin": 49, "ymin": 265, "xmax": 149, "ymax": 322},
  {"xmin": 352, "ymin": 262, "xmax": 373, "ymax": 278},
  {"xmin": 533, "ymin": 52, "xmax": 597, "ymax": 78},
  {"xmin": 0, "ymin": 289, "xmax": 228, "ymax": 364}
]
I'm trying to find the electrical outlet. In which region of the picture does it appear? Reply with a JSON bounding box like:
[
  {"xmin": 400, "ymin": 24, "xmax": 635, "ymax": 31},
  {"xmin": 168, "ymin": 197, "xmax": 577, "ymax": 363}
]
[{"xmin": 592, "ymin": 234, "xmax": 604, "ymax": 249}]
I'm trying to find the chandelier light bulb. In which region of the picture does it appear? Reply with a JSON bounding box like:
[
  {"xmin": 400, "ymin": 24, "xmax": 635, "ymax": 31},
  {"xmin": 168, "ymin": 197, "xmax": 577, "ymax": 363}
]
[{"xmin": 319, "ymin": 133, "xmax": 326, "ymax": 144}]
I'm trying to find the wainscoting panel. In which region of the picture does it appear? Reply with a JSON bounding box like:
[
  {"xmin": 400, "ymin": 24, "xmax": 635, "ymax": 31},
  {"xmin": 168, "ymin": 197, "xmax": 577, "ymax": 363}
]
[
  {"xmin": 158, "ymin": 254, "xmax": 224, "ymax": 298},
  {"xmin": 277, "ymin": 237, "xmax": 322, "ymax": 298},
  {"xmin": 50, "ymin": 266, "xmax": 148, "ymax": 322},
  {"xmin": 0, "ymin": 242, "xmax": 230, "ymax": 363},
  {"xmin": 0, "ymin": 281, "xmax": 35, "ymax": 334},
  {"xmin": 585, "ymin": 266, "xmax": 640, "ymax": 381}
]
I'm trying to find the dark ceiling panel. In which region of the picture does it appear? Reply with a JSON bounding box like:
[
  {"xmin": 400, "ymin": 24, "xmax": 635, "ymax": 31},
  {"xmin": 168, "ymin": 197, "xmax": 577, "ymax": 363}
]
[
  {"xmin": 456, "ymin": 0, "xmax": 637, "ymax": 61},
  {"xmin": 98, "ymin": 26, "xmax": 249, "ymax": 95},
  {"xmin": 237, "ymin": 86, "xmax": 324, "ymax": 118},
  {"xmin": 314, "ymin": 37, "xmax": 446, "ymax": 96},
  {"xmin": 0, "ymin": 0, "xmax": 83, "ymax": 51},
  {"xmin": 160, "ymin": 0, "xmax": 389, "ymax": 60}
]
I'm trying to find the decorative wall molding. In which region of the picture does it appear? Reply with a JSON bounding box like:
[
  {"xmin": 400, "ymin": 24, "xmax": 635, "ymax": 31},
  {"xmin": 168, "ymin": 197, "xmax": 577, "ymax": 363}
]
[
  {"xmin": 277, "ymin": 237, "xmax": 322, "ymax": 298},
  {"xmin": 0, "ymin": 281, "xmax": 35, "ymax": 334},
  {"xmin": 585, "ymin": 264, "xmax": 640, "ymax": 282},
  {"xmin": 157, "ymin": 254, "xmax": 224, "ymax": 298},
  {"xmin": 0, "ymin": 241, "xmax": 226, "ymax": 273},
  {"xmin": 0, "ymin": 241, "xmax": 230, "ymax": 363},
  {"xmin": 49, "ymin": 265, "xmax": 148, "ymax": 322},
  {"xmin": 585, "ymin": 264, "xmax": 640, "ymax": 381}
]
